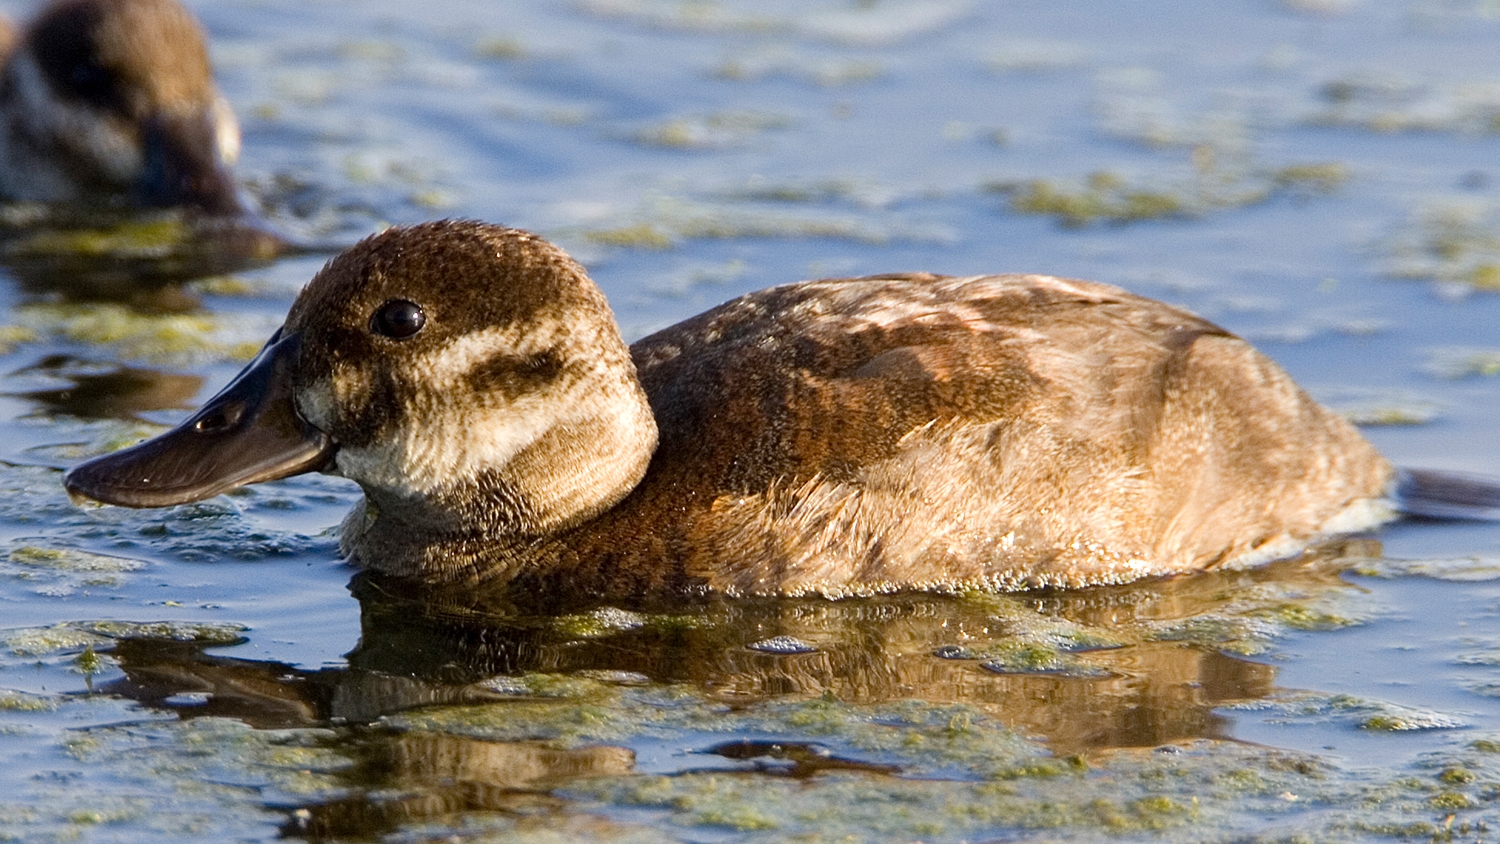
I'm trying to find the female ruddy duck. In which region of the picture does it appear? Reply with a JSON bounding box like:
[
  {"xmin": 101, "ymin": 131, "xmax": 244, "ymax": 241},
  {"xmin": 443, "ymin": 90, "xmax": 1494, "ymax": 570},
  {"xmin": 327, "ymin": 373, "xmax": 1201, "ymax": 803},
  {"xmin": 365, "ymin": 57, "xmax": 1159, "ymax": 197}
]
[
  {"xmin": 0, "ymin": 0, "xmax": 244, "ymax": 213},
  {"xmin": 63, "ymin": 221, "xmax": 1478, "ymax": 597}
]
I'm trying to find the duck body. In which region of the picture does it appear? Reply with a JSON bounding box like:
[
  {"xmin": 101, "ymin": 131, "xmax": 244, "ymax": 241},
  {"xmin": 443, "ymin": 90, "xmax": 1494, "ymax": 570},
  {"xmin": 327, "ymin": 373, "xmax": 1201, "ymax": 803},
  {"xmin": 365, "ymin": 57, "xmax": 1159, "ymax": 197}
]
[
  {"xmin": 532, "ymin": 273, "xmax": 1393, "ymax": 596},
  {"xmin": 0, "ymin": 0, "xmax": 244, "ymax": 213},
  {"xmin": 65, "ymin": 221, "xmax": 1397, "ymax": 598}
]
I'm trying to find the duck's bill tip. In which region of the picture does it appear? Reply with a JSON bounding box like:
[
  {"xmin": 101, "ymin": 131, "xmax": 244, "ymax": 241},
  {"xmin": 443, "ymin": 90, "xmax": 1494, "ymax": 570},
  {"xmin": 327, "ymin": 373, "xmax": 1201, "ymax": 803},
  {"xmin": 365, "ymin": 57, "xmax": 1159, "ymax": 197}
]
[
  {"xmin": 63, "ymin": 481, "xmax": 107, "ymax": 509},
  {"xmin": 137, "ymin": 108, "xmax": 250, "ymax": 218},
  {"xmin": 61, "ymin": 328, "xmax": 336, "ymax": 510},
  {"xmin": 62, "ymin": 431, "xmax": 336, "ymax": 509},
  {"xmin": 63, "ymin": 447, "xmax": 241, "ymax": 508}
]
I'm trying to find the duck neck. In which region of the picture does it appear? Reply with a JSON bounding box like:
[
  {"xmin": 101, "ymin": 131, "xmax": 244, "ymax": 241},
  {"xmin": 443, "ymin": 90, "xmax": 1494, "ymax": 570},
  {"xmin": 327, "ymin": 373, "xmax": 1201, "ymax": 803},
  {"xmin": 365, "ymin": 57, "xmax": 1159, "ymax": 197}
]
[{"xmin": 342, "ymin": 376, "xmax": 659, "ymax": 581}]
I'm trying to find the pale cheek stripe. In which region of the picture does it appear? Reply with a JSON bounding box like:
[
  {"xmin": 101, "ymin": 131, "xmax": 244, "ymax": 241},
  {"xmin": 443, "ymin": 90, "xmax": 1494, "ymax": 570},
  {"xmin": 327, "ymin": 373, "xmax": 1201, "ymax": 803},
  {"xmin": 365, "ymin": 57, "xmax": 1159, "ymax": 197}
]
[
  {"xmin": 10, "ymin": 54, "xmax": 142, "ymax": 183},
  {"xmin": 414, "ymin": 323, "xmax": 562, "ymax": 386}
]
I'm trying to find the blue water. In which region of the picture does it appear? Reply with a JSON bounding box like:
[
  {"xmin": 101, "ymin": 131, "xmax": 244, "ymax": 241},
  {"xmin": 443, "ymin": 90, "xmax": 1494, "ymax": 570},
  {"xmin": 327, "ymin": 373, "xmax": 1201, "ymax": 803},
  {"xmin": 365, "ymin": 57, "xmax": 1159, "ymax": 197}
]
[{"xmin": 4, "ymin": 0, "xmax": 1500, "ymax": 840}]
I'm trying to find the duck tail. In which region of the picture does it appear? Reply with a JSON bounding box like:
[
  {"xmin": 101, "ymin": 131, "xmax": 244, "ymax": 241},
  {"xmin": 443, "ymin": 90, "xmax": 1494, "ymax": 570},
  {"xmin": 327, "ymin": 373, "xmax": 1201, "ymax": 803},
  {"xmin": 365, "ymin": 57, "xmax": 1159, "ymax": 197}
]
[{"xmin": 1394, "ymin": 468, "xmax": 1500, "ymax": 521}]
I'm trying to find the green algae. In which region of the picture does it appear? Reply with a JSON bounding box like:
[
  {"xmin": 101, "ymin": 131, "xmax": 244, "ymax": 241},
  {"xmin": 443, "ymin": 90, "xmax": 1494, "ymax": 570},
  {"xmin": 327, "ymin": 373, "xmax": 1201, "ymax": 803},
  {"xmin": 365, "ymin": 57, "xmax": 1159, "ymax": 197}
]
[
  {"xmin": 1, "ymin": 620, "xmax": 247, "ymax": 667},
  {"xmin": 989, "ymin": 160, "xmax": 1348, "ymax": 228},
  {"xmin": 0, "ymin": 325, "xmax": 39, "ymax": 355},
  {"xmin": 1352, "ymin": 407, "xmax": 1434, "ymax": 426},
  {"xmin": 714, "ymin": 55, "xmax": 883, "ymax": 87},
  {"xmin": 4, "ymin": 217, "xmax": 189, "ymax": 259},
  {"xmin": 9, "ymin": 546, "xmax": 145, "ymax": 574},
  {"xmin": 1361, "ymin": 711, "xmax": 1467, "ymax": 732},
  {"xmin": 473, "ymin": 35, "xmax": 527, "ymax": 60},
  {"xmin": 716, "ymin": 176, "xmax": 880, "ymax": 206},
  {"xmin": 563, "ymin": 739, "xmax": 1343, "ymax": 840},
  {"xmin": 970, "ymin": 641, "xmax": 1112, "ymax": 678},
  {"xmin": 76, "ymin": 620, "xmax": 248, "ymax": 645},
  {"xmin": 1341, "ymin": 403, "xmax": 1441, "ymax": 427},
  {"xmin": 630, "ymin": 111, "xmax": 792, "ymax": 150},
  {"xmin": 583, "ymin": 223, "xmax": 676, "ymax": 250},
  {"xmin": 1234, "ymin": 691, "xmax": 1467, "ymax": 734},
  {"xmin": 186, "ymin": 275, "xmax": 263, "ymax": 297},
  {"xmin": 956, "ymin": 590, "xmax": 1131, "ymax": 653},
  {"xmin": 1, "ymin": 624, "xmax": 112, "ymax": 659},
  {"xmin": 1001, "ymin": 172, "xmax": 1190, "ymax": 227},
  {"xmin": 3, "ymin": 541, "xmax": 155, "ymax": 598},
  {"xmin": 1428, "ymin": 348, "xmax": 1500, "ymax": 379},
  {"xmin": 1247, "ymin": 601, "xmax": 1354, "ymax": 631},
  {"xmin": 0, "ymin": 691, "xmax": 57, "ymax": 712},
  {"xmin": 1312, "ymin": 72, "xmax": 1500, "ymax": 134},
  {"xmin": 1385, "ymin": 200, "xmax": 1500, "ymax": 293},
  {"xmin": 554, "ymin": 607, "xmax": 648, "ymax": 638},
  {"xmin": 0, "ymin": 714, "xmax": 349, "ymax": 843},
  {"xmin": 1356, "ymin": 556, "xmax": 1500, "ymax": 582},
  {"xmin": 573, "ymin": 194, "xmax": 946, "ymax": 250},
  {"xmin": 2, "ymin": 302, "xmax": 266, "ymax": 365}
]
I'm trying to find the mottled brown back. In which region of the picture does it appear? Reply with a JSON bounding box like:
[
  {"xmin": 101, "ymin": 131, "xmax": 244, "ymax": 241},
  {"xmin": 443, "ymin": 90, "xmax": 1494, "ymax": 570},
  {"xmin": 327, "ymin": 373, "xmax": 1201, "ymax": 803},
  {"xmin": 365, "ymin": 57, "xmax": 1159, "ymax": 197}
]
[{"xmin": 525, "ymin": 272, "xmax": 1393, "ymax": 597}]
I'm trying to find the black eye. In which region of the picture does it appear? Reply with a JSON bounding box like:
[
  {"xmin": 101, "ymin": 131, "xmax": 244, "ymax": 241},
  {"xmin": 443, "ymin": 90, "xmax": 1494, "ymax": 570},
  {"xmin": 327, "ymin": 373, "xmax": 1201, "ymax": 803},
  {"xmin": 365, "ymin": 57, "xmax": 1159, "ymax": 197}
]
[
  {"xmin": 370, "ymin": 299, "xmax": 426, "ymax": 339},
  {"xmin": 70, "ymin": 60, "xmax": 107, "ymax": 91}
]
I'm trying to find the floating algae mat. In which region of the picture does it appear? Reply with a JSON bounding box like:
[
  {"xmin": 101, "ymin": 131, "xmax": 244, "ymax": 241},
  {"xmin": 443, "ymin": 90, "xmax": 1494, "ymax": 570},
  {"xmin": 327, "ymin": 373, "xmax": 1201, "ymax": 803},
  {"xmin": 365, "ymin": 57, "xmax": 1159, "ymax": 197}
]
[{"xmin": 5, "ymin": 545, "xmax": 1500, "ymax": 841}]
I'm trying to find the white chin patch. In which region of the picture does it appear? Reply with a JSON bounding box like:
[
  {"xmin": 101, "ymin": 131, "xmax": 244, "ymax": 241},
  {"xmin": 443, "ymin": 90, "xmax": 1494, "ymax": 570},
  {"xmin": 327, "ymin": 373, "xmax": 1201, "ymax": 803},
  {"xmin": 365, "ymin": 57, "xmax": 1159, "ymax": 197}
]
[{"xmin": 213, "ymin": 96, "xmax": 241, "ymax": 165}]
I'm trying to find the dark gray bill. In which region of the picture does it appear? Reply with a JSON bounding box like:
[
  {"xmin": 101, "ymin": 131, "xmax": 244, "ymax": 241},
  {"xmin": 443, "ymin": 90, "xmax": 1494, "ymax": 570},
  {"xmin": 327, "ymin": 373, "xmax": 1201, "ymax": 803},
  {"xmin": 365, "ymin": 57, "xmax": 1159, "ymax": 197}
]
[
  {"xmin": 137, "ymin": 107, "xmax": 247, "ymax": 216},
  {"xmin": 63, "ymin": 330, "xmax": 335, "ymax": 507}
]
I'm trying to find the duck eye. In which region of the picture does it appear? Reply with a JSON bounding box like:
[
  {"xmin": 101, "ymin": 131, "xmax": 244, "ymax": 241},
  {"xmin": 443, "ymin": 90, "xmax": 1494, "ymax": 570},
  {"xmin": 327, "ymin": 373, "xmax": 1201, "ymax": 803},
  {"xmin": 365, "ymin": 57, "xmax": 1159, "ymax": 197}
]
[
  {"xmin": 371, "ymin": 299, "xmax": 426, "ymax": 339},
  {"xmin": 70, "ymin": 60, "xmax": 107, "ymax": 92}
]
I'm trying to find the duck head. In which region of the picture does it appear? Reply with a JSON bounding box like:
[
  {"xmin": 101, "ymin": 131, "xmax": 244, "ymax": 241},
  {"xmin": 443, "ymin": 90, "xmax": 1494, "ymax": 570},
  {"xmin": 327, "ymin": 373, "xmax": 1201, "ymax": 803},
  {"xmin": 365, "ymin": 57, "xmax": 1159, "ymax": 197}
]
[
  {"xmin": 1, "ymin": 0, "xmax": 245, "ymax": 214},
  {"xmin": 65, "ymin": 221, "xmax": 659, "ymax": 577}
]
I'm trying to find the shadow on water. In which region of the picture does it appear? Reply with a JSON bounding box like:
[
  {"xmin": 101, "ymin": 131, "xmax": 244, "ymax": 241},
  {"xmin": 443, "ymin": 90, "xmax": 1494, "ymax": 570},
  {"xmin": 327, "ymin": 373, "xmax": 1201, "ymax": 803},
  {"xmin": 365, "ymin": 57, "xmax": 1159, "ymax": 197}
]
[
  {"xmin": 0, "ymin": 202, "xmax": 348, "ymax": 428},
  {"xmin": 87, "ymin": 541, "xmax": 1378, "ymax": 838},
  {"xmin": 0, "ymin": 205, "xmax": 292, "ymax": 310},
  {"xmin": 7, "ymin": 355, "xmax": 204, "ymax": 420}
]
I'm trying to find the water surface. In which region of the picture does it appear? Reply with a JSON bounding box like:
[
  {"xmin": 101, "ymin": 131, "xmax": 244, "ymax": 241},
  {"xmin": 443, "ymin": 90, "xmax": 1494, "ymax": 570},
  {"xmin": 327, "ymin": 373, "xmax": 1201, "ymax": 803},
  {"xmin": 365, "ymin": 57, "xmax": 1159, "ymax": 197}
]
[{"xmin": 4, "ymin": 0, "xmax": 1500, "ymax": 840}]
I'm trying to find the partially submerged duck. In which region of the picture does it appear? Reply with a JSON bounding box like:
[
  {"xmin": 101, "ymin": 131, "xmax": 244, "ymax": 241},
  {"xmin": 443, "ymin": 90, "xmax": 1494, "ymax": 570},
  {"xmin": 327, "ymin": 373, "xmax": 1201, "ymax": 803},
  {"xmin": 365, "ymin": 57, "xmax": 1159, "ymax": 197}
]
[
  {"xmin": 0, "ymin": 0, "xmax": 245, "ymax": 214},
  {"xmin": 63, "ymin": 220, "xmax": 1481, "ymax": 597}
]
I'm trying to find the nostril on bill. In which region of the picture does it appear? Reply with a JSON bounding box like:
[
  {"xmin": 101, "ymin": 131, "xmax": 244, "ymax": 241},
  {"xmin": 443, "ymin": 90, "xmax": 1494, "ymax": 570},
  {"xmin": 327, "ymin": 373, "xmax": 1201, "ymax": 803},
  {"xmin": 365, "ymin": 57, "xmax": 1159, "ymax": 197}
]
[{"xmin": 194, "ymin": 401, "xmax": 245, "ymax": 433}]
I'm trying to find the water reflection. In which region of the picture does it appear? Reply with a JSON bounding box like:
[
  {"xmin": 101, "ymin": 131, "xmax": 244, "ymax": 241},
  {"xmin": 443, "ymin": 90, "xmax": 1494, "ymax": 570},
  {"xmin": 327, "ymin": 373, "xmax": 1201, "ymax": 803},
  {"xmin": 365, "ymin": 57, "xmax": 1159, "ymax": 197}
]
[
  {"xmin": 342, "ymin": 566, "xmax": 1294, "ymax": 752},
  {"xmin": 705, "ymin": 740, "xmax": 900, "ymax": 777},
  {"xmin": 280, "ymin": 733, "xmax": 637, "ymax": 840},
  {"xmin": 89, "ymin": 541, "xmax": 1376, "ymax": 837},
  {"xmin": 10, "ymin": 356, "xmax": 203, "ymax": 420},
  {"xmin": 0, "ymin": 206, "xmax": 288, "ymax": 309},
  {"xmin": 99, "ymin": 541, "xmax": 1377, "ymax": 748}
]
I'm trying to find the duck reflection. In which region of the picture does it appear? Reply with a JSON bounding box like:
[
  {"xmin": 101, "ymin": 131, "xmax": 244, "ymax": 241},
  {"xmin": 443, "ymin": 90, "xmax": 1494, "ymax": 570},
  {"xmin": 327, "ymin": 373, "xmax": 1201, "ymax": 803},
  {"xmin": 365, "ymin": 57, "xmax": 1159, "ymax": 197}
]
[
  {"xmin": 11, "ymin": 355, "xmax": 202, "ymax": 420},
  {"xmin": 0, "ymin": 208, "xmax": 287, "ymax": 310},
  {"xmin": 100, "ymin": 542, "xmax": 1378, "ymax": 749},
  {"xmin": 95, "ymin": 542, "xmax": 1376, "ymax": 838},
  {"xmin": 343, "ymin": 567, "xmax": 1287, "ymax": 752},
  {"xmin": 279, "ymin": 732, "xmax": 637, "ymax": 840}
]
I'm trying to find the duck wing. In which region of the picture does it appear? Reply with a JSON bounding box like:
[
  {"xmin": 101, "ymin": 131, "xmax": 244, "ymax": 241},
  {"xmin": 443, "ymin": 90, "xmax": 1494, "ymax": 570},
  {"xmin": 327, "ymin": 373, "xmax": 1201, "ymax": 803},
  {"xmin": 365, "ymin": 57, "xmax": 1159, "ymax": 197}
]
[{"xmin": 557, "ymin": 273, "xmax": 1395, "ymax": 597}]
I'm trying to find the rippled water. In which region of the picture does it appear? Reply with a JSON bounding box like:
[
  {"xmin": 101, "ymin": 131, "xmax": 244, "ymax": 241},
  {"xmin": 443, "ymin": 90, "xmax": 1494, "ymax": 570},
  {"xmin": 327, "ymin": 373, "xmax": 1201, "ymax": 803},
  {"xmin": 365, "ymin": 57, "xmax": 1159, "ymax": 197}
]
[{"xmin": 4, "ymin": 0, "xmax": 1500, "ymax": 841}]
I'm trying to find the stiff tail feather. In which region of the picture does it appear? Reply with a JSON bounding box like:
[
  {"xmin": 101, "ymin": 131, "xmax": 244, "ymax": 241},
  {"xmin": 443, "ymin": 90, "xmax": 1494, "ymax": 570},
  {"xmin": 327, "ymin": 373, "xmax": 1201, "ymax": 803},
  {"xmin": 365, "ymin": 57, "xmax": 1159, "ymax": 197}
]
[{"xmin": 1394, "ymin": 468, "xmax": 1500, "ymax": 521}]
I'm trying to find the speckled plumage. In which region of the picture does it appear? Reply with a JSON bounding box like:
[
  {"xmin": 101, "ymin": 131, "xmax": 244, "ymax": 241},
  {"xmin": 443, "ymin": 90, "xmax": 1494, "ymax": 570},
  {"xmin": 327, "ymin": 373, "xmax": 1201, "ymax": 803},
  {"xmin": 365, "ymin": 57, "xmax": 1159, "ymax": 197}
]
[{"xmin": 276, "ymin": 221, "xmax": 1395, "ymax": 596}]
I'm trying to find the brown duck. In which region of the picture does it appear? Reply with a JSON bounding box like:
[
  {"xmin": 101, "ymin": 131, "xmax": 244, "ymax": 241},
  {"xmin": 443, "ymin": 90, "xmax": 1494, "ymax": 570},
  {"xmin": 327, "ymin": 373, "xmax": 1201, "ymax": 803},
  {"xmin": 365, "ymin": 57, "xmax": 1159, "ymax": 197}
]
[
  {"xmin": 0, "ymin": 0, "xmax": 245, "ymax": 213},
  {"xmin": 63, "ymin": 220, "xmax": 1490, "ymax": 597}
]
